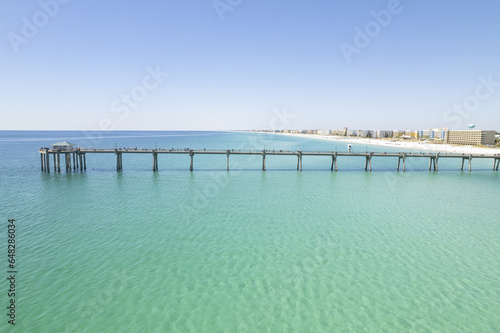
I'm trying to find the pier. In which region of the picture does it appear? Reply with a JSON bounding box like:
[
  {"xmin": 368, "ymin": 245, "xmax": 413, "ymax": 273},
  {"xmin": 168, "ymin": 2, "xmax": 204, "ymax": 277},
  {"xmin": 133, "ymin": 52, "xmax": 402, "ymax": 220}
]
[{"xmin": 39, "ymin": 147, "xmax": 500, "ymax": 173}]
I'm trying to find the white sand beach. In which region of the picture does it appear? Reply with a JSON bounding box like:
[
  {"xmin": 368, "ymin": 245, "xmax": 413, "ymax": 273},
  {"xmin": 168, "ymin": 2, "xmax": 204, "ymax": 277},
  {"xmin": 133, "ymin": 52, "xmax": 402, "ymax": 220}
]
[{"xmin": 270, "ymin": 132, "xmax": 500, "ymax": 155}]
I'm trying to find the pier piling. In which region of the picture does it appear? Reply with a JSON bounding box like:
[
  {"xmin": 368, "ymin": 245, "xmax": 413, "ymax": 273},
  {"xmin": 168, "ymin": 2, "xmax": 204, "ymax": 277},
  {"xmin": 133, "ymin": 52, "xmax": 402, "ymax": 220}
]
[
  {"xmin": 45, "ymin": 149, "xmax": 50, "ymax": 173},
  {"xmin": 227, "ymin": 151, "xmax": 230, "ymax": 171},
  {"xmin": 79, "ymin": 151, "xmax": 83, "ymax": 171},
  {"xmin": 116, "ymin": 151, "xmax": 123, "ymax": 171},
  {"xmin": 331, "ymin": 154, "xmax": 337, "ymax": 171},
  {"xmin": 190, "ymin": 151, "xmax": 194, "ymax": 171},
  {"xmin": 65, "ymin": 153, "xmax": 70, "ymax": 172},
  {"xmin": 262, "ymin": 151, "xmax": 266, "ymax": 171},
  {"xmin": 152, "ymin": 151, "xmax": 158, "ymax": 171},
  {"xmin": 364, "ymin": 153, "xmax": 373, "ymax": 171},
  {"xmin": 397, "ymin": 153, "xmax": 406, "ymax": 172},
  {"xmin": 330, "ymin": 153, "xmax": 338, "ymax": 171},
  {"xmin": 429, "ymin": 155, "xmax": 438, "ymax": 171}
]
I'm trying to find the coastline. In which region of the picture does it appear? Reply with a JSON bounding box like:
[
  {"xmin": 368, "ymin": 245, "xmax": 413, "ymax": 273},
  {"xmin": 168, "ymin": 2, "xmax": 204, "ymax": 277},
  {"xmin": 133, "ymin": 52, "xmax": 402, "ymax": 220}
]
[{"xmin": 264, "ymin": 132, "xmax": 500, "ymax": 155}]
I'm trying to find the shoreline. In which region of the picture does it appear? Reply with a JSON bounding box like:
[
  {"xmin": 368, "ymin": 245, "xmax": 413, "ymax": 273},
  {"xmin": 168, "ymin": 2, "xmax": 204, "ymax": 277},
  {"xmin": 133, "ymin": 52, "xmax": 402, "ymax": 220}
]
[{"xmin": 263, "ymin": 132, "xmax": 500, "ymax": 155}]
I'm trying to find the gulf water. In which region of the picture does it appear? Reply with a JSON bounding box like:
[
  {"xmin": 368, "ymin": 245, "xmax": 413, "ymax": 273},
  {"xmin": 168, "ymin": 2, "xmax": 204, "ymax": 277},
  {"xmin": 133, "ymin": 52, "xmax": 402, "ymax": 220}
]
[{"xmin": 1, "ymin": 131, "xmax": 499, "ymax": 332}]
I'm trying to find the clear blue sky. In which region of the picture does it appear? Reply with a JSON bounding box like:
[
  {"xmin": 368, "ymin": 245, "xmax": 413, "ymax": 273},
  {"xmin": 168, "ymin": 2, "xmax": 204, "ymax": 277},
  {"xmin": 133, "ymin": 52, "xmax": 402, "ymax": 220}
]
[{"xmin": 1, "ymin": 0, "xmax": 499, "ymax": 130}]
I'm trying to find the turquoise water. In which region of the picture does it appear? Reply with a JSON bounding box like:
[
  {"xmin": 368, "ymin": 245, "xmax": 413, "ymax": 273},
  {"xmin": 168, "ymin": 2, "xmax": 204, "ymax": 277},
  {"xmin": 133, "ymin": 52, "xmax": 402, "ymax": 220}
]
[{"xmin": 1, "ymin": 131, "xmax": 499, "ymax": 332}]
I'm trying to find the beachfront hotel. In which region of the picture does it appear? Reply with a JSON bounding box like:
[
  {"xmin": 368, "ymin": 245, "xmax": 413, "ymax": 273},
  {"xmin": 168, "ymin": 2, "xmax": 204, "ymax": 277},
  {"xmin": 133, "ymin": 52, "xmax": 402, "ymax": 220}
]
[{"xmin": 446, "ymin": 130, "xmax": 496, "ymax": 146}]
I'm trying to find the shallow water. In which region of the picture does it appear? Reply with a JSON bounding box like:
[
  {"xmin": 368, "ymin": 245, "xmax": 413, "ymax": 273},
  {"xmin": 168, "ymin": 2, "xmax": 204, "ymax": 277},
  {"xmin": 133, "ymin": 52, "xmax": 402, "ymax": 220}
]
[{"xmin": 1, "ymin": 131, "xmax": 499, "ymax": 332}]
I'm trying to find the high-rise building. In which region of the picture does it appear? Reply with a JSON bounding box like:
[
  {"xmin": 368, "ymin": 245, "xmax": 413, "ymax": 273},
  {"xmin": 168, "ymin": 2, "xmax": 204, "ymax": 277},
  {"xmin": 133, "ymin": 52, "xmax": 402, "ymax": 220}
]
[{"xmin": 447, "ymin": 130, "xmax": 496, "ymax": 145}]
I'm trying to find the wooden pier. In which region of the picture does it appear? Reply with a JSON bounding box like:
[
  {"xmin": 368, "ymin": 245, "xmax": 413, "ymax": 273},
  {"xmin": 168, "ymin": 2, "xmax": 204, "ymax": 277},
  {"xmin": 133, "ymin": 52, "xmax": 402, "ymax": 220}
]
[{"xmin": 39, "ymin": 147, "xmax": 500, "ymax": 173}]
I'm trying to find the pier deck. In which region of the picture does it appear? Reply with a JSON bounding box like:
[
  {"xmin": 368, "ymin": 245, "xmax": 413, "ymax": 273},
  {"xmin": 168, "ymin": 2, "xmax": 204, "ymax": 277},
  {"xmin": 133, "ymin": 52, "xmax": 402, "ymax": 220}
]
[{"xmin": 39, "ymin": 148, "xmax": 500, "ymax": 173}]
